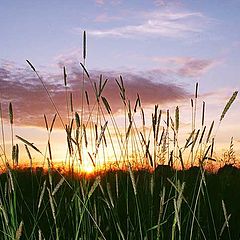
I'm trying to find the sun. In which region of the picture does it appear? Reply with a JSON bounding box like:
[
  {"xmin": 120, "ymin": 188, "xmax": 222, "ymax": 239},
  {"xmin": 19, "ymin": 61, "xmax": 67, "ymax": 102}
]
[{"xmin": 81, "ymin": 164, "xmax": 95, "ymax": 174}]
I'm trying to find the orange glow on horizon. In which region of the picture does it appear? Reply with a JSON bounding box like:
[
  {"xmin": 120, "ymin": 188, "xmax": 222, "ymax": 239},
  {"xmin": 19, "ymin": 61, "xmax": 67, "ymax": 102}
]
[{"xmin": 1, "ymin": 155, "xmax": 239, "ymax": 178}]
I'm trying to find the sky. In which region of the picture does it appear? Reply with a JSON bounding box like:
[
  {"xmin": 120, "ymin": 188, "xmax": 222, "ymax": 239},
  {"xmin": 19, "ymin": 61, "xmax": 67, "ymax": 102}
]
[{"xmin": 0, "ymin": 0, "xmax": 240, "ymax": 171}]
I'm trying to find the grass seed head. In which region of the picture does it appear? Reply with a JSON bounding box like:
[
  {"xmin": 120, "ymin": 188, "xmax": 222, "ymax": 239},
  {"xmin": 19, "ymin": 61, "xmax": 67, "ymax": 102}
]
[
  {"xmin": 220, "ymin": 91, "xmax": 238, "ymax": 122},
  {"xmin": 83, "ymin": 30, "xmax": 87, "ymax": 60},
  {"xmin": 175, "ymin": 106, "xmax": 179, "ymax": 133},
  {"xmin": 15, "ymin": 221, "xmax": 24, "ymax": 240},
  {"xmin": 9, "ymin": 102, "xmax": 13, "ymax": 125}
]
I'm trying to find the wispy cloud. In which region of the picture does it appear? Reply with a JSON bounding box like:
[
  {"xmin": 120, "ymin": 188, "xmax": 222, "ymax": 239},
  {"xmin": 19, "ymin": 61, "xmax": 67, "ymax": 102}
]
[
  {"xmin": 95, "ymin": 0, "xmax": 121, "ymax": 5},
  {"xmin": 154, "ymin": 0, "xmax": 166, "ymax": 6},
  {"xmin": 78, "ymin": 10, "xmax": 208, "ymax": 39},
  {"xmin": 54, "ymin": 48, "xmax": 82, "ymax": 68},
  {"xmin": 153, "ymin": 0, "xmax": 182, "ymax": 7},
  {"xmin": 177, "ymin": 58, "xmax": 217, "ymax": 77},
  {"xmin": 94, "ymin": 13, "xmax": 123, "ymax": 23},
  {"xmin": 152, "ymin": 56, "xmax": 219, "ymax": 77},
  {"xmin": 0, "ymin": 60, "xmax": 189, "ymax": 128},
  {"xmin": 95, "ymin": 0, "xmax": 105, "ymax": 5}
]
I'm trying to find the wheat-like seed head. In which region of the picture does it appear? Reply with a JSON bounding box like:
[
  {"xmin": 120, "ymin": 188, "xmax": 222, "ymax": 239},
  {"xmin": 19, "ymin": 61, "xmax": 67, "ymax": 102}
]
[
  {"xmin": 220, "ymin": 91, "xmax": 238, "ymax": 122},
  {"xmin": 9, "ymin": 102, "xmax": 13, "ymax": 125},
  {"xmin": 38, "ymin": 180, "xmax": 46, "ymax": 210},
  {"xmin": 52, "ymin": 177, "xmax": 65, "ymax": 196},
  {"xmin": 15, "ymin": 221, "xmax": 24, "ymax": 240}
]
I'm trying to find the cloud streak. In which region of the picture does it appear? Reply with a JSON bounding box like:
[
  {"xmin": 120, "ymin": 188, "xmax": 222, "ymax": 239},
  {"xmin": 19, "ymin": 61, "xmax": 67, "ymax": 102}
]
[
  {"xmin": 80, "ymin": 10, "xmax": 207, "ymax": 39},
  {"xmin": 94, "ymin": 13, "xmax": 123, "ymax": 23},
  {"xmin": 153, "ymin": 0, "xmax": 181, "ymax": 7},
  {"xmin": 95, "ymin": 0, "xmax": 105, "ymax": 5},
  {"xmin": 152, "ymin": 56, "xmax": 218, "ymax": 77},
  {"xmin": 95, "ymin": 0, "xmax": 121, "ymax": 6},
  {"xmin": 177, "ymin": 58, "xmax": 217, "ymax": 77}
]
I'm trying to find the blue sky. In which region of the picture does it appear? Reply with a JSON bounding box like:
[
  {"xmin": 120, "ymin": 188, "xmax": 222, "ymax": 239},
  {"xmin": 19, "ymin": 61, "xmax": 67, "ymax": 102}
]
[
  {"xmin": 1, "ymin": 0, "xmax": 240, "ymax": 90},
  {"xmin": 0, "ymin": 0, "xmax": 240, "ymax": 167}
]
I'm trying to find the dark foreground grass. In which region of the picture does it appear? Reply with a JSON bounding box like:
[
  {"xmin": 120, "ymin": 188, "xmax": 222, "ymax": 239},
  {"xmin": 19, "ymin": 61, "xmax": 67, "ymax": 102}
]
[{"xmin": 0, "ymin": 164, "xmax": 239, "ymax": 240}]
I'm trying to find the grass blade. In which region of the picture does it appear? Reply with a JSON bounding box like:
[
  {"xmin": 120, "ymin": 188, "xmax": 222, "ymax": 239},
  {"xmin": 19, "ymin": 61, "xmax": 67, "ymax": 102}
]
[{"xmin": 16, "ymin": 135, "xmax": 42, "ymax": 154}]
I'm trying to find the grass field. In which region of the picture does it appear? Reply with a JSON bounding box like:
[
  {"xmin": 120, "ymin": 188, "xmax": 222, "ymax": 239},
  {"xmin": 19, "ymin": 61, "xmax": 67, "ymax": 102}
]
[
  {"xmin": 0, "ymin": 32, "xmax": 239, "ymax": 239},
  {"xmin": 1, "ymin": 164, "xmax": 240, "ymax": 239}
]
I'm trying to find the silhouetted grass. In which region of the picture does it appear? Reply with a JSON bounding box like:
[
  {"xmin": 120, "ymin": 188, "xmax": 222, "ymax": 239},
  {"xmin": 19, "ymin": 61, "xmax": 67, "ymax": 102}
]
[
  {"xmin": 0, "ymin": 165, "xmax": 240, "ymax": 239},
  {"xmin": 0, "ymin": 31, "xmax": 239, "ymax": 239}
]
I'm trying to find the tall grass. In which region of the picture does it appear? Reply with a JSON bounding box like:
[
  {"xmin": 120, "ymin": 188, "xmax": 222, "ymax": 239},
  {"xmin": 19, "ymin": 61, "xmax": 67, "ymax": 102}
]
[{"xmin": 0, "ymin": 31, "xmax": 239, "ymax": 239}]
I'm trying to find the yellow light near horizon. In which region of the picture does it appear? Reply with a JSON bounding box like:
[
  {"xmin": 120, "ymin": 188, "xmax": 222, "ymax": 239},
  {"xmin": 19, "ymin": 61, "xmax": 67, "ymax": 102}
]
[
  {"xmin": 81, "ymin": 164, "xmax": 95, "ymax": 174},
  {"xmin": 2, "ymin": 99, "xmax": 239, "ymax": 175}
]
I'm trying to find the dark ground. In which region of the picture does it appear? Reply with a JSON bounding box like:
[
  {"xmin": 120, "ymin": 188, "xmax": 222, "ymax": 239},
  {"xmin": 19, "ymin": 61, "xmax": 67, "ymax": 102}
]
[{"xmin": 0, "ymin": 164, "xmax": 240, "ymax": 240}]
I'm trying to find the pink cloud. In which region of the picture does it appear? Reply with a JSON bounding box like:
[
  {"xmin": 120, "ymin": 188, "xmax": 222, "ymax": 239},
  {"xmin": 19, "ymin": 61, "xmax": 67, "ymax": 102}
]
[
  {"xmin": 152, "ymin": 56, "xmax": 218, "ymax": 78},
  {"xmin": 177, "ymin": 58, "xmax": 217, "ymax": 77},
  {"xmin": 0, "ymin": 61, "xmax": 189, "ymax": 128},
  {"xmin": 95, "ymin": 0, "xmax": 105, "ymax": 5}
]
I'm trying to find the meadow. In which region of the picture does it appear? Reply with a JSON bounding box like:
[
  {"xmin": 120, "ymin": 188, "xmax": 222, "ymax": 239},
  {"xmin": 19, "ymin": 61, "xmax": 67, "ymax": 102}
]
[
  {"xmin": 1, "ymin": 164, "xmax": 240, "ymax": 240},
  {"xmin": 0, "ymin": 32, "xmax": 239, "ymax": 239}
]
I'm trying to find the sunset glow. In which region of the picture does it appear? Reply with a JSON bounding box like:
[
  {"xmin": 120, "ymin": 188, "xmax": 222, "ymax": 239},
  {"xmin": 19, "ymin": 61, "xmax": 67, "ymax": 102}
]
[
  {"xmin": 2, "ymin": 2, "xmax": 240, "ymax": 240},
  {"xmin": 0, "ymin": 0, "xmax": 240, "ymax": 174}
]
